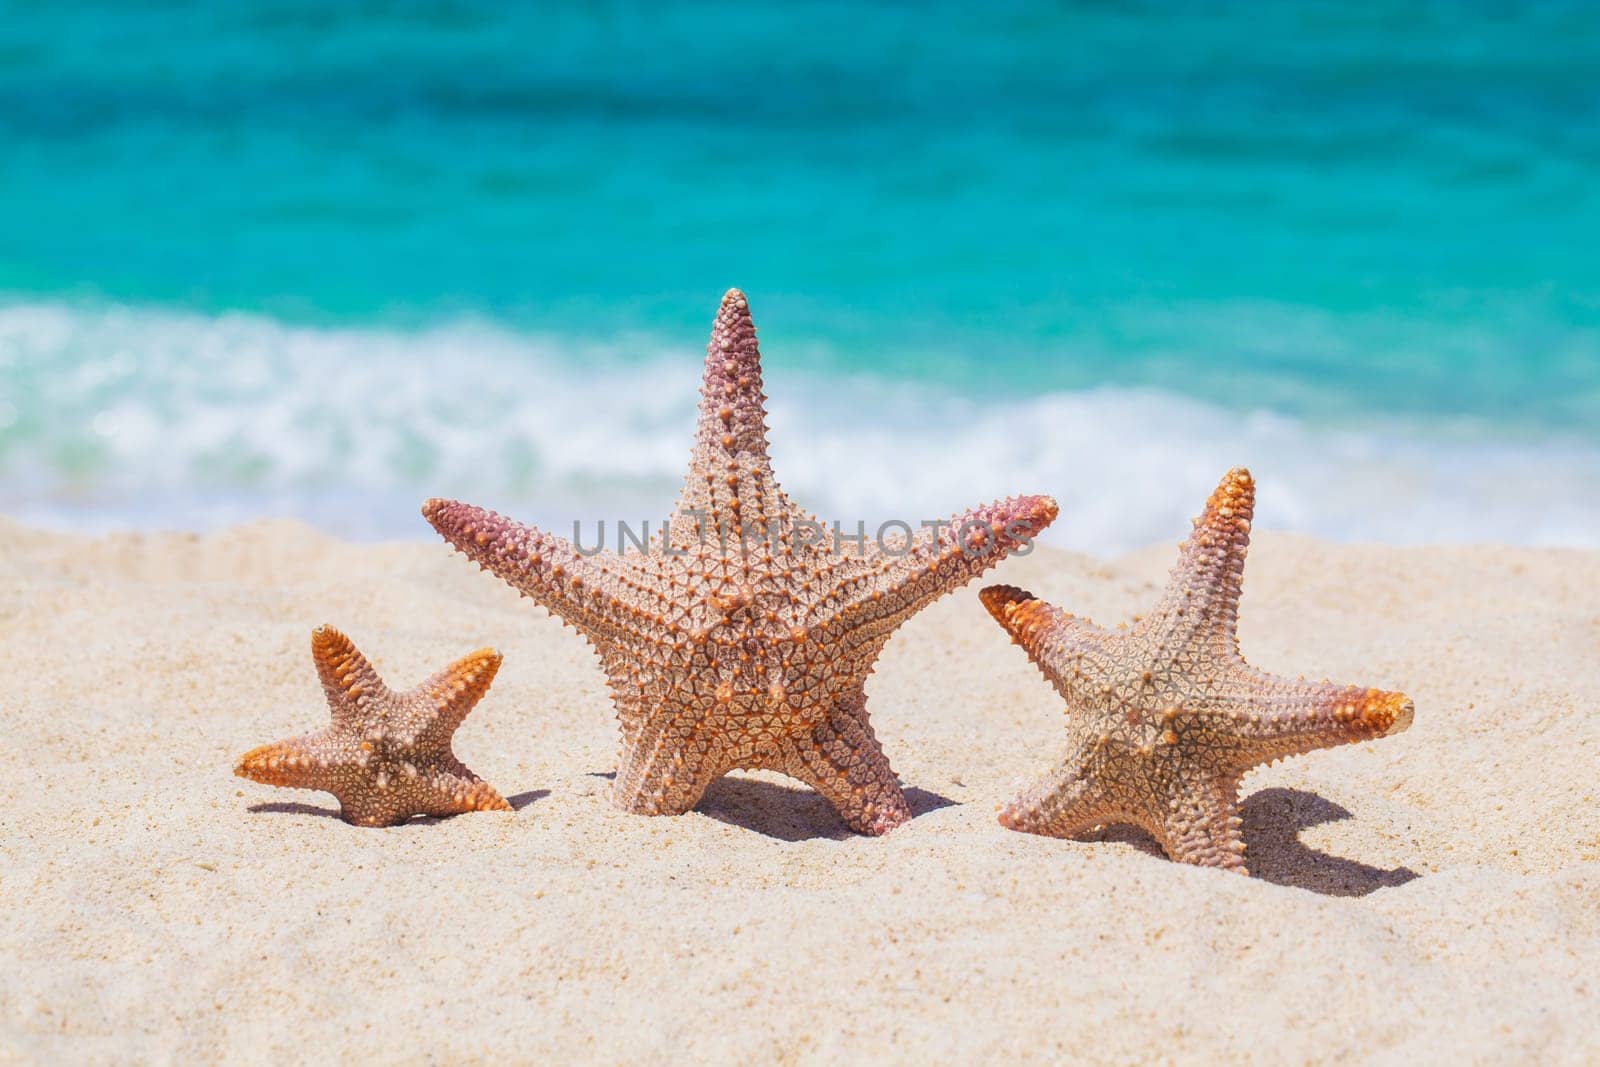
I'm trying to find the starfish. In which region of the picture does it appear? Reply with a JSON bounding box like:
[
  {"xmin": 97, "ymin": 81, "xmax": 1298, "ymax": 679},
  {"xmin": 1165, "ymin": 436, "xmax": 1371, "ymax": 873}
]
[
  {"xmin": 980, "ymin": 468, "xmax": 1413, "ymax": 873},
  {"xmin": 424, "ymin": 288, "xmax": 1057, "ymax": 834},
  {"xmin": 235, "ymin": 626, "xmax": 512, "ymax": 827}
]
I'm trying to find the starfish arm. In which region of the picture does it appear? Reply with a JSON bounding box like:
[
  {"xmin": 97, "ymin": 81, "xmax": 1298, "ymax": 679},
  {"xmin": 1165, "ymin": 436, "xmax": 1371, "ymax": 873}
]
[
  {"xmin": 1151, "ymin": 467, "xmax": 1255, "ymax": 651},
  {"xmin": 997, "ymin": 755, "xmax": 1120, "ymax": 839},
  {"xmin": 979, "ymin": 584, "xmax": 1121, "ymax": 704},
  {"xmin": 423, "ymin": 499, "xmax": 642, "ymax": 639},
  {"xmin": 1219, "ymin": 672, "xmax": 1415, "ymax": 767},
  {"xmin": 1151, "ymin": 774, "xmax": 1248, "ymax": 873},
  {"xmin": 826, "ymin": 495, "xmax": 1059, "ymax": 641},
  {"xmin": 609, "ymin": 698, "xmax": 723, "ymax": 818},
  {"xmin": 669, "ymin": 288, "xmax": 789, "ymax": 533},
  {"xmin": 234, "ymin": 731, "xmax": 345, "ymax": 793},
  {"xmin": 321, "ymin": 757, "xmax": 511, "ymax": 827},
  {"xmin": 411, "ymin": 647, "xmax": 503, "ymax": 750},
  {"xmin": 411, "ymin": 760, "xmax": 514, "ymax": 818},
  {"xmin": 774, "ymin": 689, "xmax": 910, "ymax": 835},
  {"xmin": 310, "ymin": 625, "xmax": 388, "ymax": 725}
]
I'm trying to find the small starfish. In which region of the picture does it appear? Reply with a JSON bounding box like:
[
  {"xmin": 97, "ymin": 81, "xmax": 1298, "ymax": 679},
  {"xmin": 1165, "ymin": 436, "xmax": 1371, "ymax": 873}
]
[
  {"xmin": 980, "ymin": 468, "xmax": 1413, "ymax": 873},
  {"xmin": 235, "ymin": 626, "xmax": 512, "ymax": 827},
  {"xmin": 425, "ymin": 289, "xmax": 1057, "ymax": 834}
]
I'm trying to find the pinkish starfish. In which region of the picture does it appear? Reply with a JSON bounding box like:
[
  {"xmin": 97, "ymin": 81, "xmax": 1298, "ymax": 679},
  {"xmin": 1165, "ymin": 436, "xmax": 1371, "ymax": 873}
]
[{"xmin": 425, "ymin": 289, "xmax": 1057, "ymax": 834}]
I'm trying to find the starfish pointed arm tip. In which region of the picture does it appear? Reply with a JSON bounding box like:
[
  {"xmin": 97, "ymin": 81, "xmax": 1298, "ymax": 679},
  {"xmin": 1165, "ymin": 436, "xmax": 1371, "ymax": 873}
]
[
  {"xmin": 995, "ymin": 792, "xmax": 1093, "ymax": 840},
  {"xmin": 677, "ymin": 285, "xmax": 774, "ymax": 487},
  {"xmin": 859, "ymin": 806, "xmax": 911, "ymax": 835},
  {"xmin": 968, "ymin": 493, "xmax": 1058, "ymax": 557},
  {"xmin": 979, "ymin": 583, "xmax": 1036, "ymax": 620},
  {"xmin": 422, "ymin": 646, "xmax": 505, "ymax": 731},
  {"xmin": 1193, "ymin": 468, "xmax": 1255, "ymax": 545},
  {"xmin": 437, "ymin": 776, "xmax": 514, "ymax": 815},
  {"xmin": 1378, "ymin": 692, "xmax": 1415, "ymax": 736},
  {"xmin": 462, "ymin": 646, "xmax": 503, "ymax": 671},
  {"xmin": 1003, "ymin": 492, "xmax": 1058, "ymax": 543},
  {"xmin": 234, "ymin": 739, "xmax": 321, "ymax": 789},
  {"xmin": 991, "ymin": 493, "xmax": 1059, "ymax": 538},
  {"xmin": 978, "ymin": 583, "xmax": 1070, "ymax": 655},
  {"xmin": 309, "ymin": 624, "xmax": 386, "ymax": 715},
  {"xmin": 853, "ymin": 494, "xmax": 1058, "ymax": 630},
  {"xmin": 1149, "ymin": 467, "xmax": 1259, "ymax": 645}
]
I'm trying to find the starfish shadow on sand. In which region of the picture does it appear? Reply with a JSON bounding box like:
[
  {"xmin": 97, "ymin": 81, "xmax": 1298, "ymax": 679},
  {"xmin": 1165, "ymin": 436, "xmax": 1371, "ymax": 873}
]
[
  {"xmin": 505, "ymin": 789, "xmax": 551, "ymax": 812},
  {"xmin": 1091, "ymin": 786, "xmax": 1418, "ymax": 897},
  {"xmin": 701, "ymin": 777, "xmax": 958, "ymax": 842},
  {"xmin": 585, "ymin": 771, "xmax": 958, "ymax": 842},
  {"xmin": 247, "ymin": 800, "xmax": 341, "ymax": 820},
  {"xmin": 246, "ymin": 788, "xmax": 548, "ymax": 824}
]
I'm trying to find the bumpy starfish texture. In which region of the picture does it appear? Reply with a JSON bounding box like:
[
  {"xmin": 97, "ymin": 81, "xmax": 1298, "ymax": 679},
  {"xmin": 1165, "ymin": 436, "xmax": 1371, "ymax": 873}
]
[
  {"xmin": 424, "ymin": 289, "xmax": 1057, "ymax": 835},
  {"xmin": 981, "ymin": 468, "xmax": 1413, "ymax": 873},
  {"xmin": 235, "ymin": 626, "xmax": 512, "ymax": 827}
]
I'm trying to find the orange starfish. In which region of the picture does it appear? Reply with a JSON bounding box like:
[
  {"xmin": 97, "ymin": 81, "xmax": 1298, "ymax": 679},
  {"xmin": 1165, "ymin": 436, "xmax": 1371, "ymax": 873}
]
[
  {"xmin": 981, "ymin": 468, "xmax": 1413, "ymax": 872},
  {"xmin": 425, "ymin": 289, "xmax": 1057, "ymax": 834},
  {"xmin": 235, "ymin": 626, "xmax": 512, "ymax": 827}
]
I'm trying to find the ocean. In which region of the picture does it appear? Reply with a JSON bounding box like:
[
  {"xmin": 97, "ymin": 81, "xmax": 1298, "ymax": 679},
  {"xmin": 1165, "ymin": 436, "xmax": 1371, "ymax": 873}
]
[{"xmin": 2, "ymin": 1, "xmax": 1597, "ymax": 552}]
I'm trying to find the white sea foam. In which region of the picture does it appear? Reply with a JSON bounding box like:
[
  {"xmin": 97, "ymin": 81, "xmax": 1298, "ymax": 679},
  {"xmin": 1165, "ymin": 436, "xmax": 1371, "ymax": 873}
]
[{"xmin": 2, "ymin": 301, "xmax": 1596, "ymax": 554}]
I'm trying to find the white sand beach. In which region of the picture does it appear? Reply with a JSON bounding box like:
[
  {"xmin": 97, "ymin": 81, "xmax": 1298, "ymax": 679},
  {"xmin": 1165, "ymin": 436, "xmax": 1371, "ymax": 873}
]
[{"xmin": 1, "ymin": 519, "xmax": 1596, "ymax": 1063}]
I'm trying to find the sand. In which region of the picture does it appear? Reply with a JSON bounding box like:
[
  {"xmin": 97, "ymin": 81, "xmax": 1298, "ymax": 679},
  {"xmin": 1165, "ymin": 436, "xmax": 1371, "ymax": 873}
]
[{"xmin": 1, "ymin": 517, "xmax": 1596, "ymax": 1064}]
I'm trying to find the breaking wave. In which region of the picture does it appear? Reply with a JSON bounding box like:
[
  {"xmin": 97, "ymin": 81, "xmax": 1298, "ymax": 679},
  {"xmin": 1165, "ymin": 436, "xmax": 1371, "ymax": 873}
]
[{"xmin": 3, "ymin": 301, "xmax": 1597, "ymax": 554}]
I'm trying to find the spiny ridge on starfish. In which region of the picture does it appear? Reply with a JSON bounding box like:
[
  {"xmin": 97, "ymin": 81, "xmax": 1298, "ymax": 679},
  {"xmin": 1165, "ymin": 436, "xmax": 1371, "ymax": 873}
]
[
  {"xmin": 235, "ymin": 626, "xmax": 512, "ymax": 827},
  {"xmin": 980, "ymin": 467, "xmax": 1412, "ymax": 873},
  {"xmin": 424, "ymin": 288, "xmax": 1058, "ymax": 835}
]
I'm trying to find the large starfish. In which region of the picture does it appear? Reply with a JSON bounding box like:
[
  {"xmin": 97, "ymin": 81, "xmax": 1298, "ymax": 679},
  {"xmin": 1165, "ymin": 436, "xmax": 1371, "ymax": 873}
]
[
  {"xmin": 980, "ymin": 468, "xmax": 1413, "ymax": 872},
  {"xmin": 235, "ymin": 626, "xmax": 512, "ymax": 826},
  {"xmin": 424, "ymin": 289, "xmax": 1058, "ymax": 834}
]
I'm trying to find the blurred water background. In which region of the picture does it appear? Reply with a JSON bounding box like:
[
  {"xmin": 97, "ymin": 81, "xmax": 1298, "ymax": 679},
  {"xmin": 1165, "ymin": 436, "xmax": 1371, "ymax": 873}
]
[{"xmin": 2, "ymin": 1, "xmax": 1597, "ymax": 551}]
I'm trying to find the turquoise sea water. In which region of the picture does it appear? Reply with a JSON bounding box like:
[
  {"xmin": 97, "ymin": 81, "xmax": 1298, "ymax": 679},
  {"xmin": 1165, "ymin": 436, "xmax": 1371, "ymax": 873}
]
[{"xmin": 2, "ymin": 2, "xmax": 1597, "ymax": 550}]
